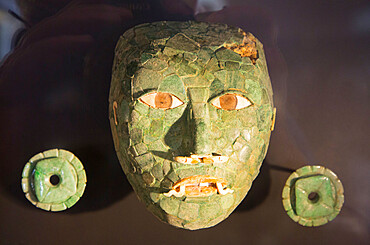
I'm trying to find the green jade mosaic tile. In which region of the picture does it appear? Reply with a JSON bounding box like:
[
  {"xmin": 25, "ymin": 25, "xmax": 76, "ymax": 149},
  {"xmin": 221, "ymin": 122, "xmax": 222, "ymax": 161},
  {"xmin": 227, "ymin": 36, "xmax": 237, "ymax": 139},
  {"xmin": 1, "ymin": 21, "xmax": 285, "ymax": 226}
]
[{"xmin": 109, "ymin": 21, "xmax": 276, "ymax": 230}]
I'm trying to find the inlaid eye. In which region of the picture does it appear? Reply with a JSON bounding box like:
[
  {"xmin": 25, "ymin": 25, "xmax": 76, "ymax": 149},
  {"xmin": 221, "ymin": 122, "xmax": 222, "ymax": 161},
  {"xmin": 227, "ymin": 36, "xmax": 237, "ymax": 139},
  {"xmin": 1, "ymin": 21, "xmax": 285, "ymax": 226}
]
[
  {"xmin": 211, "ymin": 93, "xmax": 252, "ymax": 110},
  {"xmin": 139, "ymin": 92, "xmax": 184, "ymax": 109}
]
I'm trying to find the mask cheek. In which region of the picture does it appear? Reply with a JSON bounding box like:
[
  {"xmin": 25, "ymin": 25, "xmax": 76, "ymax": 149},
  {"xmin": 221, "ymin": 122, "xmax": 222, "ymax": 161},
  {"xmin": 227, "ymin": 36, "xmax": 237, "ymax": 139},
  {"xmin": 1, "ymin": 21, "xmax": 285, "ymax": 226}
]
[{"xmin": 238, "ymin": 145, "xmax": 254, "ymax": 163}]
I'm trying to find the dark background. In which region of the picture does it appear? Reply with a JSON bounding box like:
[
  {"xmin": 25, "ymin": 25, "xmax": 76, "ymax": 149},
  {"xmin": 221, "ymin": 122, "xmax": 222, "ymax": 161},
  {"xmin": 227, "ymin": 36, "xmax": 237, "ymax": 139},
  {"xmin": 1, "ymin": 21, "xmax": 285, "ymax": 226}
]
[{"xmin": 0, "ymin": 0, "xmax": 369, "ymax": 244}]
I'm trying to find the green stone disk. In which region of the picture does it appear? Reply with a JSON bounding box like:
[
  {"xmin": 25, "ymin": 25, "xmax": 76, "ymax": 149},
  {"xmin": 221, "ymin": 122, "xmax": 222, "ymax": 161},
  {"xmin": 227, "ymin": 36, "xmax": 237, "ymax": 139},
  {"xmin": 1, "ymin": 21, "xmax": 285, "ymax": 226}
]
[
  {"xmin": 282, "ymin": 165, "xmax": 344, "ymax": 227},
  {"xmin": 21, "ymin": 149, "xmax": 87, "ymax": 211}
]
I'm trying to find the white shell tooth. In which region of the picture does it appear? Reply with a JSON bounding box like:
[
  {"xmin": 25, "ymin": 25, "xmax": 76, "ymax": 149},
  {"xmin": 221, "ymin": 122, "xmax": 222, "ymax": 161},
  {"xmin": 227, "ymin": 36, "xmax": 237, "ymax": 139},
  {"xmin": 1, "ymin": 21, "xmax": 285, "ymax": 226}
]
[
  {"xmin": 216, "ymin": 182, "xmax": 233, "ymax": 195},
  {"xmin": 163, "ymin": 185, "xmax": 186, "ymax": 197}
]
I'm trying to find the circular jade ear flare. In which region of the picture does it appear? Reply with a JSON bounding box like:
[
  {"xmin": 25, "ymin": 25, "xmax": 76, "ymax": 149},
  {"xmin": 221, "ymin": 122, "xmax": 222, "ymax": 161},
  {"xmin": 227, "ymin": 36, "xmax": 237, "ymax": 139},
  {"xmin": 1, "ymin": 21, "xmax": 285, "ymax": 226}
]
[
  {"xmin": 21, "ymin": 149, "xmax": 87, "ymax": 211},
  {"xmin": 109, "ymin": 21, "xmax": 275, "ymax": 230},
  {"xmin": 282, "ymin": 165, "xmax": 344, "ymax": 227}
]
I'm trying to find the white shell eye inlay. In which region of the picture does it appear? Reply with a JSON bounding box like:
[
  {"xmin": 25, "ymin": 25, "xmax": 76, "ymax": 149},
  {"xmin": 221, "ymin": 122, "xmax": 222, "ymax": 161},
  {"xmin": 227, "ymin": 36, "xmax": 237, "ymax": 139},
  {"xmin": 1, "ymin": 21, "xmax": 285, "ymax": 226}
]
[
  {"xmin": 211, "ymin": 93, "xmax": 252, "ymax": 110},
  {"xmin": 139, "ymin": 92, "xmax": 184, "ymax": 110}
]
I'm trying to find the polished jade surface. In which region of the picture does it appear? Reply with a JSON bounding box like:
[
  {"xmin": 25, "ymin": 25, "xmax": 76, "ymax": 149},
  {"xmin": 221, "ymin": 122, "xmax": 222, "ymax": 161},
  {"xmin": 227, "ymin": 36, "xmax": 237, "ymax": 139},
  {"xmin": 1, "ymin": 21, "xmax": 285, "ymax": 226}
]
[
  {"xmin": 21, "ymin": 149, "xmax": 87, "ymax": 211},
  {"xmin": 282, "ymin": 165, "xmax": 344, "ymax": 227},
  {"xmin": 109, "ymin": 21, "xmax": 275, "ymax": 230}
]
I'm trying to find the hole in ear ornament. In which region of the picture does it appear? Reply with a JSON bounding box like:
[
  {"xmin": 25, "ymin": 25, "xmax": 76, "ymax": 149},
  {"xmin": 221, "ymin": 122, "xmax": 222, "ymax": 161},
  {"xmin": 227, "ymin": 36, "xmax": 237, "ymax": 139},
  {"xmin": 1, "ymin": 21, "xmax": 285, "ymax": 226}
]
[
  {"xmin": 282, "ymin": 165, "xmax": 344, "ymax": 227},
  {"xmin": 109, "ymin": 21, "xmax": 276, "ymax": 230},
  {"xmin": 21, "ymin": 149, "xmax": 87, "ymax": 211}
]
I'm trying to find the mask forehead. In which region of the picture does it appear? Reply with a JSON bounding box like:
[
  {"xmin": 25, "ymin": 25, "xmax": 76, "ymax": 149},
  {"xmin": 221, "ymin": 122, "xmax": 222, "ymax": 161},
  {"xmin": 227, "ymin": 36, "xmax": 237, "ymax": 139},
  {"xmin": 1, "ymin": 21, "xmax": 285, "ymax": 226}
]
[{"xmin": 109, "ymin": 21, "xmax": 275, "ymax": 230}]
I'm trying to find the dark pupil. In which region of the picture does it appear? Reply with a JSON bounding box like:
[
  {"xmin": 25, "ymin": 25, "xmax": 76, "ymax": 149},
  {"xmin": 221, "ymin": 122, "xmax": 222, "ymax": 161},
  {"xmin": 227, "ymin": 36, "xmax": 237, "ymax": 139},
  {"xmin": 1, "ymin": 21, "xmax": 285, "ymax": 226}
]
[
  {"xmin": 220, "ymin": 94, "xmax": 237, "ymax": 110},
  {"xmin": 155, "ymin": 92, "xmax": 172, "ymax": 108}
]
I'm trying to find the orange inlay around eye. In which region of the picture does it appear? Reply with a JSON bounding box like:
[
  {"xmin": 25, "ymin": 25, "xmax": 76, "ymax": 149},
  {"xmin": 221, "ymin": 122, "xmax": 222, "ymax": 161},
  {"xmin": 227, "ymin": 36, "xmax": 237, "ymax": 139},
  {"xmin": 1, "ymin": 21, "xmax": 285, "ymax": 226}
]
[
  {"xmin": 139, "ymin": 92, "xmax": 184, "ymax": 109},
  {"xmin": 211, "ymin": 93, "xmax": 252, "ymax": 110},
  {"xmin": 155, "ymin": 92, "xmax": 172, "ymax": 108},
  {"xmin": 219, "ymin": 94, "xmax": 237, "ymax": 110}
]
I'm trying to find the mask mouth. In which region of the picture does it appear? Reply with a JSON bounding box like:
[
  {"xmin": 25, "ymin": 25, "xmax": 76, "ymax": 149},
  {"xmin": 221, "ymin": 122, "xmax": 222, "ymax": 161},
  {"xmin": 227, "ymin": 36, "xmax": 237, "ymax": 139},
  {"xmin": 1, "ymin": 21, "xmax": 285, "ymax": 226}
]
[
  {"xmin": 173, "ymin": 154, "xmax": 229, "ymax": 164},
  {"xmin": 163, "ymin": 175, "xmax": 233, "ymax": 198}
]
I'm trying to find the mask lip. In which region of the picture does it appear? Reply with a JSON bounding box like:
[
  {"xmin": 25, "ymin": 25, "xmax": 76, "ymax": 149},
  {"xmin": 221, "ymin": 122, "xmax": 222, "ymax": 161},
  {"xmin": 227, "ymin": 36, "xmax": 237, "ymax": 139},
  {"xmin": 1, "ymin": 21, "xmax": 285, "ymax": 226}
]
[
  {"xmin": 173, "ymin": 155, "xmax": 229, "ymax": 164},
  {"xmin": 163, "ymin": 175, "xmax": 234, "ymax": 198}
]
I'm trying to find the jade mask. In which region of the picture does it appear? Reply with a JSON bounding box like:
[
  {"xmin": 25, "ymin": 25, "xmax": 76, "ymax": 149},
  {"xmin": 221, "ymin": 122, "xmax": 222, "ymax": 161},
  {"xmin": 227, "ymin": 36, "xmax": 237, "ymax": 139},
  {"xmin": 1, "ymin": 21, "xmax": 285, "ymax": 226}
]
[{"xmin": 109, "ymin": 21, "xmax": 275, "ymax": 230}]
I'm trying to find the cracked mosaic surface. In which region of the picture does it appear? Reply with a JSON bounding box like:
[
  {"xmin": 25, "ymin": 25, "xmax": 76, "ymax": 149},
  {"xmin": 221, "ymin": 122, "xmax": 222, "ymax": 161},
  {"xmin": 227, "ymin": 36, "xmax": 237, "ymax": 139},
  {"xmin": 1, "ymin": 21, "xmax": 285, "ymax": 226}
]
[{"xmin": 109, "ymin": 21, "xmax": 275, "ymax": 230}]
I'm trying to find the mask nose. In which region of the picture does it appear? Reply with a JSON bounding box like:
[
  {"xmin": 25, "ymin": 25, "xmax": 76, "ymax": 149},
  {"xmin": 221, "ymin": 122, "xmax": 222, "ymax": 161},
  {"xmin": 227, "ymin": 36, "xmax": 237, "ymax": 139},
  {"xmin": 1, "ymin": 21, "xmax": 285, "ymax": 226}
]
[{"xmin": 188, "ymin": 88, "xmax": 212, "ymax": 155}]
